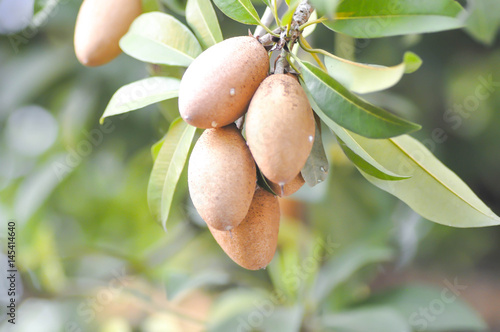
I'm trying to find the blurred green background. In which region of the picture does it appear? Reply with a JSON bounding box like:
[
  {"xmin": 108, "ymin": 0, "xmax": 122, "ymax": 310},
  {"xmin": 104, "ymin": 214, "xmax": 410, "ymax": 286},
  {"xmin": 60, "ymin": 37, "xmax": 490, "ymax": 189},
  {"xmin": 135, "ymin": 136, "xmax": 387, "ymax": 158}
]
[{"xmin": 1, "ymin": 0, "xmax": 500, "ymax": 331}]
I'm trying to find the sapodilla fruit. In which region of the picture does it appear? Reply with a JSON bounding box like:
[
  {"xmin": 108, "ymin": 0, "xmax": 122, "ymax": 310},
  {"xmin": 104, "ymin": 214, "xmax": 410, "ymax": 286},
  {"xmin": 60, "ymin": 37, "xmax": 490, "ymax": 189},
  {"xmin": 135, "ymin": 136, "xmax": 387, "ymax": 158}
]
[
  {"xmin": 246, "ymin": 74, "xmax": 315, "ymax": 184},
  {"xmin": 188, "ymin": 124, "xmax": 256, "ymax": 231},
  {"xmin": 269, "ymin": 173, "xmax": 305, "ymax": 197},
  {"xmin": 74, "ymin": 0, "xmax": 141, "ymax": 66},
  {"xmin": 208, "ymin": 188, "xmax": 280, "ymax": 270},
  {"xmin": 178, "ymin": 36, "xmax": 269, "ymax": 129}
]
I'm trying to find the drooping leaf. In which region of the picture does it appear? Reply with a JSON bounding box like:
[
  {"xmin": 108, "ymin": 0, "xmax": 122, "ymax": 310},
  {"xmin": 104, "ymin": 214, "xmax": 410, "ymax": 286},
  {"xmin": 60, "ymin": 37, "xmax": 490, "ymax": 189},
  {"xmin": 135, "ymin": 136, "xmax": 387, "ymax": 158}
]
[
  {"xmin": 120, "ymin": 12, "xmax": 202, "ymax": 66},
  {"xmin": 366, "ymin": 285, "xmax": 487, "ymax": 331},
  {"xmin": 147, "ymin": 118, "xmax": 196, "ymax": 228},
  {"xmin": 297, "ymin": 59, "xmax": 421, "ymax": 138},
  {"xmin": 186, "ymin": 0, "xmax": 223, "ymax": 49},
  {"xmin": 321, "ymin": 307, "xmax": 411, "ymax": 332},
  {"xmin": 312, "ymin": 109, "xmax": 409, "ymax": 181},
  {"xmin": 324, "ymin": 0, "xmax": 466, "ymax": 38},
  {"xmin": 352, "ymin": 134, "xmax": 500, "ymax": 227},
  {"xmin": 324, "ymin": 52, "xmax": 422, "ymax": 94},
  {"xmin": 212, "ymin": 0, "xmax": 262, "ymax": 25},
  {"xmin": 312, "ymin": 243, "xmax": 393, "ymax": 302},
  {"xmin": 465, "ymin": 0, "xmax": 500, "ymax": 45},
  {"xmin": 301, "ymin": 117, "xmax": 329, "ymax": 186},
  {"xmin": 100, "ymin": 77, "xmax": 180, "ymax": 124}
]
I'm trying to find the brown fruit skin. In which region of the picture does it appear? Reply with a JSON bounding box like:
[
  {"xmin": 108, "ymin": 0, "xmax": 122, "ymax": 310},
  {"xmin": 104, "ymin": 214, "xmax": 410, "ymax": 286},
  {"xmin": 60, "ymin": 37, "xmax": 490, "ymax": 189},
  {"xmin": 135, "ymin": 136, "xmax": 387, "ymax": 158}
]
[
  {"xmin": 269, "ymin": 173, "xmax": 305, "ymax": 197},
  {"xmin": 188, "ymin": 124, "xmax": 256, "ymax": 231},
  {"xmin": 208, "ymin": 188, "xmax": 280, "ymax": 270},
  {"xmin": 246, "ymin": 74, "xmax": 315, "ymax": 184},
  {"xmin": 178, "ymin": 36, "xmax": 269, "ymax": 129},
  {"xmin": 74, "ymin": 0, "xmax": 141, "ymax": 66}
]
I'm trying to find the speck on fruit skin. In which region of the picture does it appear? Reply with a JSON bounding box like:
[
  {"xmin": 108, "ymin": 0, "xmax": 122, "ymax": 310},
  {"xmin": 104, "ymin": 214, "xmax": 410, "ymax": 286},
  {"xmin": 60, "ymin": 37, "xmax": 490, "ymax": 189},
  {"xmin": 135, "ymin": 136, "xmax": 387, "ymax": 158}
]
[
  {"xmin": 212, "ymin": 121, "xmax": 218, "ymax": 128},
  {"xmin": 230, "ymin": 88, "xmax": 236, "ymax": 96}
]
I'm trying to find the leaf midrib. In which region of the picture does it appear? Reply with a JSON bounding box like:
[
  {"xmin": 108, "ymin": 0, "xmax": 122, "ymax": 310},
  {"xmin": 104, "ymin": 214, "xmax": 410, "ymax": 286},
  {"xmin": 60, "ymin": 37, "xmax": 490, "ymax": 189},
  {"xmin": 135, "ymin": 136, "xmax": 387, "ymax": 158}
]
[
  {"xmin": 304, "ymin": 62, "xmax": 413, "ymax": 127},
  {"xmin": 334, "ymin": 13, "xmax": 462, "ymax": 21},
  {"xmin": 389, "ymin": 138, "xmax": 498, "ymax": 220}
]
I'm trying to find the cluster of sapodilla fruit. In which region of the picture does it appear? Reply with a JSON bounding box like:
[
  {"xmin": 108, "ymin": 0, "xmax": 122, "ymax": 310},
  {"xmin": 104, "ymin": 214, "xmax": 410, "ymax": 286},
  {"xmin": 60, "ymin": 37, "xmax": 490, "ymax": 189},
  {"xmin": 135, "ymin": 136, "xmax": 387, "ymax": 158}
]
[
  {"xmin": 180, "ymin": 36, "xmax": 315, "ymax": 270},
  {"xmin": 72, "ymin": 0, "xmax": 315, "ymax": 270}
]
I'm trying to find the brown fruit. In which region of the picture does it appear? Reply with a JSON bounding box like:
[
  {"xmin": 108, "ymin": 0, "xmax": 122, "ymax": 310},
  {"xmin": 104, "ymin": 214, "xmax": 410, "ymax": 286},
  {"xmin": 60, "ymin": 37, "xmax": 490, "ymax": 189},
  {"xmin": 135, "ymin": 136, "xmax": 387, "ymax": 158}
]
[
  {"xmin": 74, "ymin": 0, "xmax": 141, "ymax": 66},
  {"xmin": 188, "ymin": 124, "xmax": 256, "ymax": 231},
  {"xmin": 178, "ymin": 36, "xmax": 269, "ymax": 129},
  {"xmin": 246, "ymin": 74, "xmax": 315, "ymax": 184},
  {"xmin": 269, "ymin": 173, "xmax": 305, "ymax": 197},
  {"xmin": 208, "ymin": 188, "xmax": 280, "ymax": 270}
]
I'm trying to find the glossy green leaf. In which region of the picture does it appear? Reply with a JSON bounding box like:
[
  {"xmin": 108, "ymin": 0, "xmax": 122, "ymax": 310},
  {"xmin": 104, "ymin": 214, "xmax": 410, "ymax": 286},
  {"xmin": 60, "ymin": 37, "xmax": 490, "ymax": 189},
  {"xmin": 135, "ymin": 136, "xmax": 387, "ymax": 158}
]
[
  {"xmin": 212, "ymin": 0, "xmax": 262, "ymax": 25},
  {"xmin": 261, "ymin": 0, "xmax": 271, "ymax": 8},
  {"xmin": 353, "ymin": 134, "xmax": 500, "ymax": 227},
  {"xmin": 315, "ymin": 111, "xmax": 409, "ymax": 181},
  {"xmin": 147, "ymin": 118, "xmax": 196, "ymax": 228},
  {"xmin": 312, "ymin": 243, "xmax": 393, "ymax": 301},
  {"xmin": 309, "ymin": 0, "xmax": 339, "ymax": 18},
  {"xmin": 325, "ymin": 52, "xmax": 422, "ymax": 94},
  {"xmin": 120, "ymin": 12, "xmax": 202, "ymax": 66},
  {"xmin": 367, "ymin": 285, "xmax": 487, "ymax": 331},
  {"xmin": 297, "ymin": 60, "xmax": 421, "ymax": 138},
  {"xmin": 186, "ymin": 0, "xmax": 223, "ymax": 49},
  {"xmin": 322, "ymin": 307, "xmax": 410, "ymax": 332},
  {"xmin": 100, "ymin": 77, "xmax": 180, "ymax": 124},
  {"xmin": 465, "ymin": 0, "xmax": 500, "ymax": 45},
  {"xmin": 324, "ymin": 0, "xmax": 466, "ymax": 38},
  {"xmin": 301, "ymin": 118, "xmax": 329, "ymax": 186}
]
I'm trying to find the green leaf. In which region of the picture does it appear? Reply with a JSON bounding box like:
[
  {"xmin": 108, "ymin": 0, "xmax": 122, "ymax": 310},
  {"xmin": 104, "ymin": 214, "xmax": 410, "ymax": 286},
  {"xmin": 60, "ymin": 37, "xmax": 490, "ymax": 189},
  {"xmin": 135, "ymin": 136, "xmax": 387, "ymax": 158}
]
[
  {"xmin": 352, "ymin": 134, "xmax": 500, "ymax": 227},
  {"xmin": 100, "ymin": 77, "xmax": 180, "ymax": 124},
  {"xmin": 186, "ymin": 0, "xmax": 223, "ymax": 49},
  {"xmin": 212, "ymin": 0, "xmax": 262, "ymax": 25},
  {"xmin": 324, "ymin": 52, "xmax": 422, "ymax": 94},
  {"xmin": 324, "ymin": 0, "xmax": 466, "ymax": 38},
  {"xmin": 309, "ymin": 0, "xmax": 339, "ymax": 18},
  {"xmin": 301, "ymin": 118, "xmax": 329, "ymax": 186},
  {"xmin": 316, "ymin": 113, "xmax": 409, "ymax": 181},
  {"xmin": 312, "ymin": 243, "xmax": 393, "ymax": 302},
  {"xmin": 151, "ymin": 136, "xmax": 166, "ymax": 161},
  {"xmin": 120, "ymin": 12, "xmax": 202, "ymax": 66},
  {"xmin": 465, "ymin": 0, "xmax": 500, "ymax": 45},
  {"xmin": 281, "ymin": 0, "xmax": 299, "ymax": 26},
  {"xmin": 321, "ymin": 307, "xmax": 411, "ymax": 332},
  {"xmin": 297, "ymin": 60, "xmax": 421, "ymax": 138},
  {"xmin": 147, "ymin": 118, "xmax": 196, "ymax": 228},
  {"xmin": 367, "ymin": 285, "xmax": 487, "ymax": 331}
]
